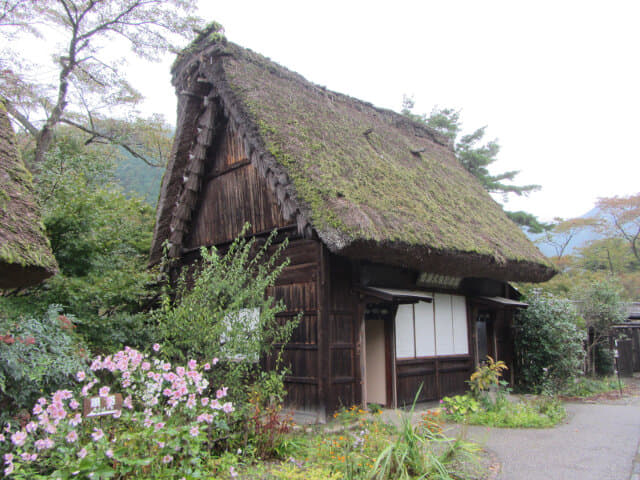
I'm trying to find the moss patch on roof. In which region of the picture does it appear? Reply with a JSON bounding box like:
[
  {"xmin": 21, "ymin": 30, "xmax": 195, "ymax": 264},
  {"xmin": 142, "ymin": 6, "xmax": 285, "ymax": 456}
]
[
  {"xmin": 0, "ymin": 103, "xmax": 58, "ymax": 288},
  {"xmin": 218, "ymin": 45, "xmax": 550, "ymax": 267}
]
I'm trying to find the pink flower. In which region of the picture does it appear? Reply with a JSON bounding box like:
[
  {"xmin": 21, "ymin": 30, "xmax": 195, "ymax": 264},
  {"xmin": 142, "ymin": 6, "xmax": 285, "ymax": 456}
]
[
  {"xmin": 153, "ymin": 343, "xmax": 161, "ymax": 352},
  {"xmin": 189, "ymin": 426, "xmax": 199, "ymax": 437},
  {"xmin": 201, "ymin": 397, "xmax": 210, "ymax": 406},
  {"xmin": 99, "ymin": 386, "xmax": 110, "ymax": 397},
  {"xmin": 112, "ymin": 410, "xmax": 121, "ymax": 419},
  {"xmin": 19, "ymin": 452, "xmax": 35, "ymax": 462},
  {"xmin": 34, "ymin": 438, "xmax": 54, "ymax": 451},
  {"xmin": 77, "ymin": 448, "xmax": 88, "ymax": 459},
  {"xmin": 162, "ymin": 454, "xmax": 173, "ymax": 463},
  {"xmin": 76, "ymin": 371, "xmax": 86, "ymax": 381},
  {"xmin": 4, "ymin": 453, "xmax": 13, "ymax": 462},
  {"xmin": 105, "ymin": 449, "xmax": 114, "ymax": 458},
  {"xmin": 154, "ymin": 422, "xmax": 165, "ymax": 431},
  {"xmin": 4, "ymin": 463, "xmax": 14, "ymax": 475},
  {"xmin": 66, "ymin": 431, "xmax": 78, "ymax": 443},
  {"xmin": 157, "ymin": 441, "xmax": 165, "ymax": 448},
  {"xmin": 230, "ymin": 466, "xmax": 238, "ymax": 478},
  {"xmin": 11, "ymin": 431, "xmax": 26, "ymax": 447},
  {"xmin": 212, "ymin": 357, "xmax": 219, "ymax": 365},
  {"xmin": 223, "ymin": 402, "xmax": 234, "ymax": 413},
  {"xmin": 216, "ymin": 387, "xmax": 228, "ymax": 399},
  {"xmin": 162, "ymin": 363, "xmax": 171, "ymax": 371},
  {"xmin": 33, "ymin": 403, "xmax": 43, "ymax": 415},
  {"xmin": 69, "ymin": 413, "xmax": 82, "ymax": 426},
  {"xmin": 203, "ymin": 363, "xmax": 211, "ymax": 371},
  {"xmin": 186, "ymin": 394, "xmax": 196, "ymax": 409},
  {"xmin": 25, "ymin": 421, "xmax": 37, "ymax": 433},
  {"xmin": 123, "ymin": 395, "xmax": 133, "ymax": 409},
  {"xmin": 141, "ymin": 362, "xmax": 151, "ymax": 371},
  {"xmin": 91, "ymin": 428, "xmax": 104, "ymax": 441},
  {"xmin": 69, "ymin": 399, "xmax": 80, "ymax": 410},
  {"xmin": 188, "ymin": 359, "xmax": 197, "ymax": 370}
]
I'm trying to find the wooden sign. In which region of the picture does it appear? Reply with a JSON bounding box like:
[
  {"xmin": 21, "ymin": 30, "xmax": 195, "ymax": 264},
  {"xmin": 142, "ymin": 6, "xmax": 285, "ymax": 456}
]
[{"xmin": 83, "ymin": 393, "xmax": 123, "ymax": 418}]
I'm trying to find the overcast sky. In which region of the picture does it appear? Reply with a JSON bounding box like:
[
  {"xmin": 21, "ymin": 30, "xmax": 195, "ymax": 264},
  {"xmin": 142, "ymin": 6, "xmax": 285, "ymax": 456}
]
[{"xmin": 63, "ymin": 1, "xmax": 640, "ymax": 221}]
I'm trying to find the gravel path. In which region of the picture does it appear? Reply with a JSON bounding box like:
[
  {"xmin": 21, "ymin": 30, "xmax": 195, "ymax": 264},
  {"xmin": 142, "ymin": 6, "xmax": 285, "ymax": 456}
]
[{"xmin": 457, "ymin": 380, "xmax": 640, "ymax": 480}]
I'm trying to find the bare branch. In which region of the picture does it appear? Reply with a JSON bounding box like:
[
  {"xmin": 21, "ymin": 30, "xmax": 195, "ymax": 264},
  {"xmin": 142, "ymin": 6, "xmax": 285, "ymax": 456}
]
[
  {"xmin": 60, "ymin": 117, "xmax": 162, "ymax": 167},
  {"xmin": 1, "ymin": 97, "xmax": 38, "ymax": 135}
]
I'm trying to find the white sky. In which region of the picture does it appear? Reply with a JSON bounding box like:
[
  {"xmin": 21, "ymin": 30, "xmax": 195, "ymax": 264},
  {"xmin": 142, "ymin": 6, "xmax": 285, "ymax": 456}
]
[{"xmin": 21, "ymin": 0, "xmax": 640, "ymax": 222}]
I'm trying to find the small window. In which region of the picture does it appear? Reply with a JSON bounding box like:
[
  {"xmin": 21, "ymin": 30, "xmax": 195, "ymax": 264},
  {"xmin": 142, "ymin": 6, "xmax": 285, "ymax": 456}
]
[
  {"xmin": 220, "ymin": 308, "xmax": 260, "ymax": 362},
  {"xmin": 395, "ymin": 295, "xmax": 468, "ymax": 359}
]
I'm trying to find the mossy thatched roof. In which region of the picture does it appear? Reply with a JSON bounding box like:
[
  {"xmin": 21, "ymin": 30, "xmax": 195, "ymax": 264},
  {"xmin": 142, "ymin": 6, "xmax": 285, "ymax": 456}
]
[
  {"xmin": 0, "ymin": 103, "xmax": 57, "ymax": 288},
  {"xmin": 151, "ymin": 36, "xmax": 555, "ymax": 282}
]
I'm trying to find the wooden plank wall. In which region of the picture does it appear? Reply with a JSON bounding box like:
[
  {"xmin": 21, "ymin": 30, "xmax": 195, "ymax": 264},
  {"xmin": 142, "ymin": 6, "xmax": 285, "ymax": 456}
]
[
  {"xmin": 267, "ymin": 239, "xmax": 322, "ymax": 411},
  {"xmin": 396, "ymin": 356, "xmax": 472, "ymax": 406},
  {"xmin": 185, "ymin": 122, "xmax": 288, "ymax": 249},
  {"xmin": 325, "ymin": 253, "xmax": 361, "ymax": 412}
]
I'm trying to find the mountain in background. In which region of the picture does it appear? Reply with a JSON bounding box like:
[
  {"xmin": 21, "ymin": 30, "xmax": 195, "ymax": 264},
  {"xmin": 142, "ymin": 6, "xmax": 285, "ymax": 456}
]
[
  {"xmin": 528, "ymin": 207, "xmax": 603, "ymax": 257},
  {"xmin": 114, "ymin": 153, "xmax": 164, "ymax": 206}
]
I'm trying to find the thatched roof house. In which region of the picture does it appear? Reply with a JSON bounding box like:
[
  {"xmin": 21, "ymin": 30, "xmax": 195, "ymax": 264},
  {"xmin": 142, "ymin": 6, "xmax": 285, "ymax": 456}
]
[
  {"xmin": 151, "ymin": 34, "xmax": 555, "ymax": 416},
  {"xmin": 0, "ymin": 103, "xmax": 57, "ymax": 288},
  {"xmin": 151, "ymin": 37, "xmax": 553, "ymax": 283}
]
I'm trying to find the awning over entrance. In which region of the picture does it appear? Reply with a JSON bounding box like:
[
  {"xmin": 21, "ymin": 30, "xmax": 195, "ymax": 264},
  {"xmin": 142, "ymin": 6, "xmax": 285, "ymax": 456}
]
[
  {"xmin": 476, "ymin": 296, "xmax": 528, "ymax": 308},
  {"xmin": 356, "ymin": 287, "xmax": 433, "ymax": 304}
]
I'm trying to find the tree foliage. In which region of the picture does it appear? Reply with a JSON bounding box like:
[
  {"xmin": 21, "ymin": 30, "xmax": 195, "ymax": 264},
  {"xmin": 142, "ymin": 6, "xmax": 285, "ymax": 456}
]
[
  {"xmin": 573, "ymin": 278, "xmax": 626, "ymax": 375},
  {"xmin": 513, "ymin": 291, "xmax": 584, "ymax": 393},
  {"xmin": 0, "ymin": 134, "xmax": 157, "ymax": 350},
  {"xmin": 401, "ymin": 96, "xmax": 547, "ymax": 233},
  {"xmin": 0, "ymin": 0, "xmax": 210, "ymax": 164},
  {"xmin": 596, "ymin": 193, "xmax": 640, "ymax": 262},
  {"xmin": 540, "ymin": 217, "xmax": 598, "ymax": 261}
]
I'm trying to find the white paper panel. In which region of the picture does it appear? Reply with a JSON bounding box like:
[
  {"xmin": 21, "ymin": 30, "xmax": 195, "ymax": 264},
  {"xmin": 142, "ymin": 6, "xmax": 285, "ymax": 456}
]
[
  {"xmin": 434, "ymin": 293, "xmax": 455, "ymax": 355},
  {"xmin": 451, "ymin": 295, "xmax": 469, "ymax": 354},
  {"xmin": 395, "ymin": 304, "xmax": 415, "ymax": 358},
  {"xmin": 414, "ymin": 300, "xmax": 436, "ymax": 357}
]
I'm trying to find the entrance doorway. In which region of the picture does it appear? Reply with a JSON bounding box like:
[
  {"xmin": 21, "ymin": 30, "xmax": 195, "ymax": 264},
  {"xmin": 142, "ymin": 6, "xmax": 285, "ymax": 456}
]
[
  {"xmin": 475, "ymin": 309, "xmax": 496, "ymax": 365},
  {"xmin": 363, "ymin": 303, "xmax": 393, "ymax": 407}
]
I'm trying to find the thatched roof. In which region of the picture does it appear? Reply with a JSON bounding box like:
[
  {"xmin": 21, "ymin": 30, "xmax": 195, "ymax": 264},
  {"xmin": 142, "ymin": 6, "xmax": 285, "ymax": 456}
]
[
  {"xmin": 0, "ymin": 103, "xmax": 57, "ymax": 288},
  {"xmin": 151, "ymin": 35, "xmax": 555, "ymax": 283}
]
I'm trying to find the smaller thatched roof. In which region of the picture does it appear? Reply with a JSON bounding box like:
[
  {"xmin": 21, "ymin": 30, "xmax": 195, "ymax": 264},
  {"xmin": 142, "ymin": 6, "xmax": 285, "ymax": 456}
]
[{"xmin": 0, "ymin": 103, "xmax": 57, "ymax": 288}]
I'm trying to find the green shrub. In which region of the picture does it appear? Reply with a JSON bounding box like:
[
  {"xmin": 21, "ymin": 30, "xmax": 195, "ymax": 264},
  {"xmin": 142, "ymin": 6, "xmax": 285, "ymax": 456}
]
[
  {"xmin": 442, "ymin": 393, "xmax": 565, "ymax": 428},
  {"xmin": 154, "ymin": 226, "xmax": 298, "ymax": 420},
  {"xmin": 561, "ymin": 376, "xmax": 622, "ymax": 397},
  {"xmin": 514, "ymin": 291, "xmax": 584, "ymax": 393},
  {"xmin": 441, "ymin": 395, "xmax": 480, "ymax": 422},
  {"xmin": 0, "ymin": 306, "xmax": 89, "ymax": 422}
]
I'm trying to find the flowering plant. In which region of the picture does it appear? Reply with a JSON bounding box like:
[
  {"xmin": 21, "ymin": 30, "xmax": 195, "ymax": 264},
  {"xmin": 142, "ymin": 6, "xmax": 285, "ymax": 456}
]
[{"xmin": 1, "ymin": 346, "xmax": 233, "ymax": 479}]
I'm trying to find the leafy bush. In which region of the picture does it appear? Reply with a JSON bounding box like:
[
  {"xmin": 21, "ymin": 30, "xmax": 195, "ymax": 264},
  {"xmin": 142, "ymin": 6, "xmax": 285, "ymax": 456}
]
[
  {"xmin": 513, "ymin": 291, "xmax": 584, "ymax": 393},
  {"xmin": 468, "ymin": 356, "xmax": 507, "ymax": 399},
  {"xmin": 0, "ymin": 346, "xmax": 234, "ymax": 479},
  {"xmin": 441, "ymin": 395, "xmax": 480, "ymax": 422},
  {"xmin": 442, "ymin": 393, "xmax": 565, "ymax": 428},
  {"xmin": 155, "ymin": 227, "xmax": 297, "ymax": 409},
  {"xmin": 561, "ymin": 376, "xmax": 622, "ymax": 397},
  {"xmin": 370, "ymin": 407, "xmax": 479, "ymax": 480},
  {"xmin": 0, "ymin": 306, "xmax": 89, "ymax": 422}
]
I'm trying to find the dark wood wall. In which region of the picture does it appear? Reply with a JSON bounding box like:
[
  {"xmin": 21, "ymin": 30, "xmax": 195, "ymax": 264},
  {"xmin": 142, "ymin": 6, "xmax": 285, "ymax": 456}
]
[
  {"xmin": 396, "ymin": 356, "xmax": 472, "ymax": 406},
  {"xmin": 325, "ymin": 252, "xmax": 361, "ymax": 412},
  {"xmin": 267, "ymin": 239, "xmax": 322, "ymax": 411},
  {"xmin": 185, "ymin": 122, "xmax": 289, "ymax": 249}
]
